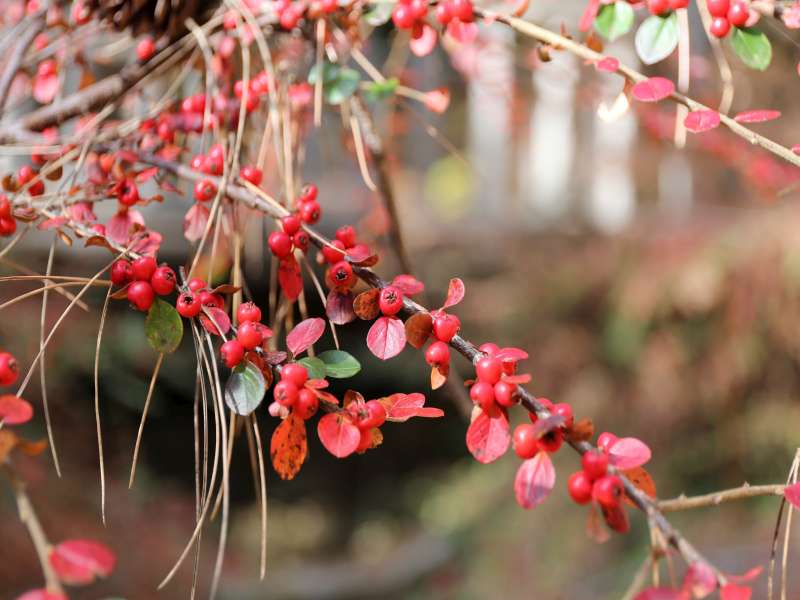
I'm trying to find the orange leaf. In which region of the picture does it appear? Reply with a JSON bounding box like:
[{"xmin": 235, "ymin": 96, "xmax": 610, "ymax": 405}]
[
  {"xmin": 353, "ymin": 289, "xmax": 380, "ymax": 320},
  {"xmin": 431, "ymin": 364, "xmax": 448, "ymax": 389},
  {"xmin": 270, "ymin": 414, "xmax": 307, "ymax": 480},
  {"xmin": 621, "ymin": 466, "xmax": 656, "ymax": 508},
  {"xmin": 405, "ymin": 312, "xmax": 433, "ymax": 349}
]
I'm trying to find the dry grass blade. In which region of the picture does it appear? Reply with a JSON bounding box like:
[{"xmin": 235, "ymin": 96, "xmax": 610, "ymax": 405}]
[
  {"xmin": 0, "ymin": 280, "xmax": 110, "ymax": 311},
  {"xmin": 0, "ymin": 266, "xmax": 91, "ymax": 310},
  {"xmin": 39, "ymin": 239, "xmax": 61, "ymax": 476},
  {"xmin": 128, "ymin": 353, "xmax": 165, "ymax": 488},
  {"xmin": 250, "ymin": 413, "xmax": 268, "ymax": 579},
  {"xmin": 94, "ymin": 286, "xmax": 112, "ymax": 523},
  {"xmin": 349, "ymin": 109, "xmax": 378, "ymax": 192}
]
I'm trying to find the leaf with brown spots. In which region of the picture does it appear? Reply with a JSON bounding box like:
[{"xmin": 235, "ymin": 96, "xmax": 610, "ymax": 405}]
[
  {"xmin": 621, "ymin": 466, "xmax": 657, "ymax": 508},
  {"xmin": 353, "ymin": 289, "xmax": 380, "ymax": 320},
  {"xmin": 270, "ymin": 414, "xmax": 307, "ymax": 481},
  {"xmin": 565, "ymin": 417, "xmax": 594, "ymax": 443},
  {"xmin": 405, "ymin": 312, "xmax": 432, "ymax": 349}
]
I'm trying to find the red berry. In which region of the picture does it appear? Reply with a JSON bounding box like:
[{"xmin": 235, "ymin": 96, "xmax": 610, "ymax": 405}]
[
  {"xmin": 188, "ymin": 278, "xmax": 207, "ymax": 292},
  {"xmin": 194, "ymin": 179, "xmax": 217, "ymax": 202},
  {"xmin": 295, "ymin": 388, "xmax": 319, "ymax": 419},
  {"xmin": 299, "ymin": 200, "xmax": 321, "ymax": 224},
  {"xmin": 237, "ymin": 320, "xmax": 264, "ymax": 350},
  {"xmin": 268, "ymin": 230, "xmax": 293, "ymax": 258},
  {"xmin": 151, "ymin": 266, "xmax": 176, "ymax": 295},
  {"xmin": 432, "ymin": 313, "xmax": 460, "ymax": 342},
  {"xmin": 328, "ymin": 261, "xmax": 354, "ymax": 289},
  {"xmin": 479, "ymin": 342, "xmax": 499, "ymax": 355},
  {"xmin": 356, "ymin": 427, "xmax": 373, "ymax": 452},
  {"xmin": 593, "ymin": 475, "xmax": 624, "ymax": 508},
  {"xmin": 118, "ymin": 178, "xmax": 140, "ymax": 207},
  {"xmin": 157, "ymin": 120, "xmax": 174, "ymax": 143},
  {"xmin": 240, "ymin": 165, "xmax": 263, "ymax": 185},
  {"xmin": 199, "ymin": 290, "xmax": 224, "ymax": 308},
  {"xmin": 136, "ymin": 36, "xmax": 155, "ymax": 61},
  {"xmin": 493, "ymin": 381, "xmax": 517, "ymax": 407},
  {"xmin": 475, "ymin": 356, "xmax": 502, "ymax": 384},
  {"xmin": 274, "ymin": 380, "xmax": 299, "ymax": 407},
  {"xmin": 176, "ymin": 292, "xmax": 202, "ymax": 317},
  {"xmin": 668, "ymin": 0, "xmax": 689, "ymax": 7},
  {"xmin": 204, "ymin": 154, "xmax": 223, "ymax": 175},
  {"xmin": 568, "ymin": 471, "xmax": 594, "ymax": 504},
  {"xmin": 425, "ymin": 341, "xmax": 450, "ymax": 367},
  {"xmin": 281, "ymin": 363, "xmax": 309, "ymax": 387},
  {"xmin": 333, "ymin": 226, "xmax": 355, "ymax": 248},
  {"xmin": 0, "ymin": 195, "xmax": 10, "ymax": 219},
  {"xmin": 706, "ymin": 0, "xmax": 729, "ymax": 16},
  {"xmin": 513, "ymin": 424, "xmax": 538, "ymax": 459},
  {"xmin": 597, "ymin": 432, "xmax": 618, "ymax": 453},
  {"xmin": 0, "ymin": 352, "xmax": 19, "ymax": 386},
  {"xmin": 0, "ymin": 217, "xmax": 16, "ymax": 236},
  {"xmin": 378, "ymin": 286, "xmax": 404, "ymax": 316},
  {"xmin": 709, "ymin": 16, "xmax": 730, "ymax": 36},
  {"xmin": 727, "ymin": 1, "xmax": 748, "ymax": 26},
  {"xmin": 299, "ymin": 183, "xmax": 318, "ymax": 203},
  {"xmin": 17, "ymin": 165, "xmax": 35, "ymax": 185},
  {"xmin": 409, "ymin": 0, "xmax": 427, "ymax": 19},
  {"xmin": 282, "ymin": 214, "xmax": 302, "ymax": 235},
  {"xmin": 37, "ymin": 59, "xmax": 56, "ymax": 77},
  {"xmin": 392, "ymin": 4, "xmax": 415, "ymax": 28},
  {"xmin": 552, "ymin": 402, "xmax": 574, "ymax": 429},
  {"xmin": 131, "ymin": 256, "xmax": 157, "ymax": 281},
  {"xmin": 128, "ymin": 281, "xmax": 155, "ymax": 312},
  {"xmin": 451, "ymin": 0, "xmax": 473, "ymax": 20},
  {"xmin": 293, "ymin": 231, "xmax": 310, "ymax": 252},
  {"xmin": 435, "ymin": 2, "xmax": 453, "ymax": 23},
  {"xmin": 320, "ymin": 0, "xmax": 337, "ymax": 12},
  {"xmin": 537, "ymin": 429, "xmax": 563, "ymax": 453},
  {"xmin": 236, "ymin": 301, "xmax": 262, "ymax": 323},
  {"xmin": 359, "ymin": 400, "xmax": 387, "ymax": 429},
  {"xmin": 220, "ymin": 340, "xmax": 245, "ymax": 368},
  {"xmin": 279, "ymin": 5, "xmax": 300, "ymax": 29},
  {"xmin": 111, "ymin": 259, "xmax": 133, "ymax": 285},
  {"xmin": 190, "ymin": 155, "xmax": 205, "ymax": 171},
  {"xmin": 581, "ymin": 449, "xmax": 609, "ymax": 481},
  {"xmin": 322, "ymin": 240, "xmax": 346, "ymax": 264},
  {"xmin": 470, "ymin": 381, "xmax": 495, "ymax": 412},
  {"xmin": 647, "ymin": 0, "xmax": 669, "ymax": 14}
]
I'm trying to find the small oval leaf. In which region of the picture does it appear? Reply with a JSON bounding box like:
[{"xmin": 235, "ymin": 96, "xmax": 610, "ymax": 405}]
[
  {"xmin": 318, "ymin": 350, "xmax": 361, "ymax": 378},
  {"xmin": 287, "ymin": 318, "xmax": 326, "ymax": 356},
  {"xmin": 270, "ymin": 413, "xmax": 307, "ymax": 480},
  {"xmin": 297, "ymin": 357, "xmax": 327, "ymax": 380},
  {"xmin": 514, "ymin": 451, "xmax": 556, "ymax": 509},
  {"xmin": 317, "ymin": 413, "xmax": 360, "ymax": 458},
  {"xmin": 49, "ymin": 539, "xmax": 116, "ymax": 585},
  {"xmin": 466, "ymin": 408, "xmax": 510, "ymax": 464},
  {"xmin": 224, "ymin": 361, "xmax": 266, "ymax": 415},
  {"xmin": 145, "ymin": 299, "xmax": 183, "ymax": 353},
  {"xmin": 366, "ymin": 316, "xmax": 406, "ymax": 360},
  {"xmin": 0, "ymin": 395, "xmax": 33, "ymax": 425},
  {"xmin": 730, "ymin": 27, "xmax": 772, "ymax": 71},
  {"xmin": 635, "ymin": 13, "xmax": 678, "ymax": 65}
]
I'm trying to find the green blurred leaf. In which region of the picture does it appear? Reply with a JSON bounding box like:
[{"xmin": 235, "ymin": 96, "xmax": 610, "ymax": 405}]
[
  {"xmin": 308, "ymin": 62, "xmax": 361, "ymax": 105},
  {"xmin": 364, "ymin": 2, "xmax": 393, "ymax": 26},
  {"xmin": 298, "ymin": 357, "xmax": 327, "ymax": 380},
  {"xmin": 730, "ymin": 27, "xmax": 771, "ymax": 71},
  {"xmin": 364, "ymin": 78, "xmax": 399, "ymax": 101},
  {"xmin": 225, "ymin": 361, "xmax": 266, "ymax": 415},
  {"xmin": 595, "ymin": 2, "xmax": 634, "ymax": 42},
  {"xmin": 144, "ymin": 299, "xmax": 183, "ymax": 354},
  {"xmin": 635, "ymin": 13, "xmax": 678, "ymax": 65},
  {"xmin": 318, "ymin": 350, "xmax": 361, "ymax": 378}
]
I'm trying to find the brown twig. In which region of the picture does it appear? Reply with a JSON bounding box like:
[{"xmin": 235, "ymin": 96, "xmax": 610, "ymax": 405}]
[
  {"xmin": 0, "ymin": 18, "xmax": 44, "ymax": 110},
  {"xmin": 658, "ymin": 484, "xmax": 786, "ymax": 512}
]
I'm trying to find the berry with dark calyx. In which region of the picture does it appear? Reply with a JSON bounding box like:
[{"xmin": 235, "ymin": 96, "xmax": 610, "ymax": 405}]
[
  {"xmin": 593, "ymin": 475, "xmax": 624, "ymax": 508},
  {"xmin": 136, "ymin": 36, "xmax": 155, "ymax": 61},
  {"xmin": 470, "ymin": 381, "xmax": 495, "ymax": 412},
  {"xmin": 199, "ymin": 290, "xmax": 224, "ymax": 308},
  {"xmin": 552, "ymin": 402, "xmax": 574, "ymax": 428},
  {"xmin": 236, "ymin": 301, "xmax": 262, "ymax": 323},
  {"xmin": 280, "ymin": 363, "xmax": 309, "ymax": 388},
  {"xmin": 299, "ymin": 183, "xmax": 318, "ymax": 203},
  {"xmin": 322, "ymin": 240, "xmax": 346, "ymax": 264},
  {"xmin": 194, "ymin": 179, "xmax": 217, "ymax": 202},
  {"xmin": 151, "ymin": 266, "xmax": 176, "ymax": 295},
  {"xmin": 293, "ymin": 231, "xmax": 310, "ymax": 252},
  {"xmin": 597, "ymin": 432, "xmax": 618, "ymax": 453},
  {"xmin": 111, "ymin": 259, "xmax": 133, "ymax": 285},
  {"xmin": 268, "ymin": 231, "xmax": 293, "ymax": 258},
  {"xmin": 709, "ymin": 16, "xmax": 730, "ymax": 37},
  {"xmin": 359, "ymin": 400, "xmax": 387, "ymax": 429},
  {"xmin": 378, "ymin": 286, "xmax": 404, "ymax": 316},
  {"xmin": 128, "ymin": 281, "xmax": 155, "ymax": 312},
  {"xmin": 493, "ymin": 380, "xmax": 517, "ymax": 407},
  {"xmin": 433, "ymin": 313, "xmax": 461, "ymax": 343},
  {"xmin": 118, "ymin": 178, "xmax": 140, "ymax": 206},
  {"xmin": 475, "ymin": 356, "xmax": 502, "ymax": 384},
  {"xmin": 478, "ymin": 342, "xmax": 499, "ymax": 355},
  {"xmin": 335, "ymin": 225, "xmax": 356, "ymax": 248},
  {"xmin": 240, "ymin": 165, "xmax": 263, "ymax": 185},
  {"xmin": 299, "ymin": 200, "xmax": 321, "ymax": 224},
  {"xmin": 274, "ymin": 380, "xmax": 299, "ymax": 407},
  {"xmin": 188, "ymin": 278, "xmax": 207, "ymax": 292},
  {"xmin": 581, "ymin": 449, "xmax": 609, "ymax": 480},
  {"xmin": 0, "ymin": 352, "xmax": 19, "ymax": 386},
  {"xmin": 647, "ymin": 0, "xmax": 669, "ymax": 14},
  {"xmin": 330, "ymin": 261, "xmax": 355, "ymax": 289},
  {"xmin": 568, "ymin": 471, "xmax": 594, "ymax": 504},
  {"xmin": 513, "ymin": 424, "xmax": 538, "ymax": 459},
  {"xmin": 176, "ymin": 292, "xmax": 202, "ymax": 317},
  {"xmin": 425, "ymin": 341, "xmax": 450, "ymax": 367},
  {"xmin": 220, "ymin": 340, "xmax": 245, "ymax": 368},
  {"xmin": 727, "ymin": 1, "xmax": 748, "ymax": 26},
  {"xmin": 295, "ymin": 388, "xmax": 319, "ymax": 419},
  {"xmin": 237, "ymin": 320, "xmax": 264, "ymax": 350},
  {"xmin": 132, "ymin": 256, "xmax": 157, "ymax": 281},
  {"xmin": 537, "ymin": 428, "xmax": 563, "ymax": 453},
  {"xmin": 282, "ymin": 214, "xmax": 302, "ymax": 235},
  {"xmin": 706, "ymin": 0, "xmax": 729, "ymax": 16}
]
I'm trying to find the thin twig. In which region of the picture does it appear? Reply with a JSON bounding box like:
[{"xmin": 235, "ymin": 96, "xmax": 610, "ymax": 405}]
[{"xmin": 658, "ymin": 484, "xmax": 785, "ymax": 512}]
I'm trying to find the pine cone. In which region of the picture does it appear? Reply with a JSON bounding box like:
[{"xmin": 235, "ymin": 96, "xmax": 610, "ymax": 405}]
[{"xmin": 85, "ymin": 0, "xmax": 217, "ymax": 40}]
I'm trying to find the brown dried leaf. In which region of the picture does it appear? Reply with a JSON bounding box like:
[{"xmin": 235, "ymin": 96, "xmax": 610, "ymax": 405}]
[
  {"xmin": 621, "ymin": 466, "xmax": 656, "ymax": 508},
  {"xmin": 565, "ymin": 417, "xmax": 594, "ymax": 443},
  {"xmin": 405, "ymin": 312, "xmax": 433, "ymax": 349},
  {"xmin": 270, "ymin": 414, "xmax": 307, "ymax": 480},
  {"xmin": 353, "ymin": 289, "xmax": 380, "ymax": 320},
  {"xmin": 84, "ymin": 236, "xmax": 115, "ymax": 252}
]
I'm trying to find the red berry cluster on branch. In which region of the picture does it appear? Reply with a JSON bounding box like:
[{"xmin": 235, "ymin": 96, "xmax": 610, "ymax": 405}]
[
  {"xmin": 707, "ymin": 0, "xmax": 751, "ymax": 37},
  {"xmin": 111, "ymin": 256, "xmax": 176, "ymax": 312}
]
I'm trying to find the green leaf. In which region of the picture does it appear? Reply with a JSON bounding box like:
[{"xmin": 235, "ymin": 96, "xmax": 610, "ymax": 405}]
[
  {"xmin": 364, "ymin": 78, "xmax": 399, "ymax": 102},
  {"xmin": 634, "ymin": 13, "xmax": 678, "ymax": 65},
  {"xmin": 224, "ymin": 361, "xmax": 266, "ymax": 415},
  {"xmin": 364, "ymin": 2, "xmax": 393, "ymax": 26},
  {"xmin": 144, "ymin": 299, "xmax": 183, "ymax": 354},
  {"xmin": 594, "ymin": 2, "xmax": 634, "ymax": 42},
  {"xmin": 318, "ymin": 350, "xmax": 361, "ymax": 379},
  {"xmin": 325, "ymin": 68, "xmax": 360, "ymax": 104},
  {"xmin": 308, "ymin": 62, "xmax": 340, "ymax": 86},
  {"xmin": 730, "ymin": 27, "xmax": 772, "ymax": 71},
  {"xmin": 297, "ymin": 357, "xmax": 327, "ymax": 380}
]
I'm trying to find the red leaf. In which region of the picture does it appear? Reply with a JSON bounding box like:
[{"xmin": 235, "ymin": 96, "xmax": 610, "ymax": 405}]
[
  {"xmin": 15, "ymin": 590, "xmax": 67, "ymax": 600},
  {"xmin": 200, "ymin": 307, "xmax": 231, "ymax": 337},
  {"xmin": 326, "ymin": 290, "xmax": 356, "ymax": 325},
  {"xmin": 726, "ymin": 566, "xmax": 762, "ymax": 585},
  {"xmin": 409, "ymin": 24, "xmax": 437, "ymax": 57},
  {"xmin": 392, "ymin": 274, "xmax": 425, "ymax": 296},
  {"xmin": 466, "ymin": 408, "xmax": 510, "ymax": 464},
  {"xmin": 130, "ymin": 230, "xmax": 162, "ymax": 256},
  {"xmin": 106, "ymin": 209, "xmax": 144, "ymax": 244},
  {"xmin": 424, "ymin": 88, "xmax": 450, "ymax": 114},
  {"xmin": 0, "ymin": 395, "xmax": 33, "ymax": 425},
  {"xmin": 270, "ymin": 413, "xmax": 307, "ymax": 480},
  {"xmin": 720, "ymin": 584, "xmax": 751, "ymax": 600},
  {"xmin": 631, "ymin": 77, "xmax": 675, "ymax": 102},
  {"xmin": 183, "ymin": 203, "xmax": 209, "ymax": 242},
  {"xmin": 380, "ymin": 392, "xmax": 443, "ymax": 422},
  {"xmin": 68, "ymin": 202, "xmax": 96, "ymax": 223},
  {"xmin": 595, "ymin": 57, "xmax": 620, "ymax": 72},
  {"xmin": 441, "ymin": 277, "xmax": 465, "ymax": 309},
  {"xmin": 38, "ymin": 216, "xmax": 67, "ymax": 230},
  {"xmin": 278, "ymin": 255, "xmax": 303, "ymax": 301},
  {"xmin": 286, "ymin": 318, "xmax": 326, "ymax": 356},
  {"xmin": 608, "ymin": 437, "xmax": 651, "ymax": 469},
  {"xmin": 49, "ymin": 539, "xmax": 115, "ymax": 585},
  {"xmin": 514, "ymin": 451, "xmax": 555, "ymax": 509},
  {"xmin": 682, "ymin": 562, "xmax": 716, "ymax": 598},
  {"xmin": 33, "ymin": 73, "xmax": 59, "ymax": 104},
  {"xmin": 684, "ymin": 110, "xmax": 721, "ymax": 133},
  {"xmin": 136, "ymin": 166, "xmax": 159, "ymax": 182},
  {"xmin": 733, "ymin": 109, "xmax": 781, "ymax": 124},
  {"xmin": 634, "ymin": 588, "xmax": 683, "ymax": 600},
  {"xmin": 317, "ymin": 413, "xmax": 360, "ymax": 458},
  {"xmin": 366, "ymin": 316, "xmax": 406, "ymax": 360},
  {"xmin": 501, "ymin": 373, "xmax": 531, "ymax": 384},
  {"xmin": 579, "ymin": 0, "xmax": 600, "ymax": 31},
  {"xmin": 494, "ymin": 347, "xmax": 529, "ymax": 362},
  {"xmin": 404, "ymin": 312, "xmax": 433, "ymax": 349},
  {"xmin": 446, "ymin": 20, "xmax": 478, "ymax": 44},
  {"xmin": 784, "ymin": 481, "xmax": 800, "ymax": 509}
]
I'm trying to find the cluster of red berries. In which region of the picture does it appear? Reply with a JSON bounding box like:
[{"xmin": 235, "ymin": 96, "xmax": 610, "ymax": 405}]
[
  {"xmin": 645, "ymin": 0, "xmax": 689, "ymax": 16},
  {"xmin": 233, "ymin": 70, "xmax": 272, "ymax": 112},
  {"xmin": 391, "ymin": 0, "xmax": 429, "ymax": 36},
  {"xmin": 111, "ymin": 256, "xmax": 176, "ymax": 312},
  {"xmin": 469, "ymin": 346, "xmax": 526, "ymax": 413},
  {"xmin": 424, "ymin": 312, "xmax": 462, "ymax": 370},
  {"xmin": 219, "ymin": 302, "xmax": 273, "ymax": 368},
  {"xmin": 266, "ymin": 184, "xmax": 321, "ymax": 256},
  {"xmin": 0, "ymin": 351, "xmax": 19, "ymax": 386},
  {"xmin": 512, "ymin": 398, "xmax": 572, "ymax": 458},
  {"xmin": 433, "ymin": 0, "xmax": 474, "ymax": 25},
  {"xmin": 272, "ymin": 363, "xmax": 319, "ymax": 419},
  {"xmin": 190, "ymin": 143, "xmax": 226, "ymax": 178},
  {"xmin": 13, "ymin": 165, "xmax": 45, "ymax": 197},
  {"xmin": 347, "ymin": 399, "xmax": 387, "ymax": 452},
  {"xmin": 320, "ymin": 225, "xmax": 371, "ymax": 292},
  {"xmin": 707, "ymin": 0, "xmax": 749, "ymax": 37},
  {"xmin": 174, "ymin": 277, "xmax": 226, "ymax": 319},
  {"xmin": 0, "ymin": 195, "xmax": 16, "ymax": 237}
]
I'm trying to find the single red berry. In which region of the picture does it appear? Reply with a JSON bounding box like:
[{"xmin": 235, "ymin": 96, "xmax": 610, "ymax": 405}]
[
  {"xmin": 433, "ymin": 313, "xmax": 461, "ymax": 343},
  {"xmin": 567, "ymin": 471, "xmax": 593, "ymax": 504},
  {"xmin": 435, "ymin": 2, "xmax": 453, "ymax": 23},
  {"xmin": 593, "ymin": 475, "xmax": 624, "ymax": 508},
  {"xmin": 0, "ymin": 352, "xmax": 19, "ymax": 386},
  {"xmin": 279, "ymin": 5, "xmax": 301, "ymax": 29},
  {"xmin": 647, "ymin": 0, "xmax": 669, "ymax": 14},
  {"xmin": 425, "ymin": 341, "xmax": 450, "ymax": 367},
  {"xmin": 157, "ymin": 120, "xmax": 174, "ymax": 143},
  {"xmin": 335, "ymin": 225, "xmax": 357, "ymax": 248},
  {"xmin": 131, "ymin": 256, "xmax": 157, "ymax": 281},
  {"xmin": 0, "ymin": 195, "xmax": 10, "ymax": 219},
  {"xmin": 378, "ymin": 286, "xmax": 404, "ymax": 316},
  {"xmin": 199, "ymin": 290, "xmax": 224, "ymax": 308},
  {"xmin": 188, "ymin": 278, "xmax": 207, "ymax": 292},
  {"xmin": 268, "ymin": 230, "xmax": 293, "ymax": 258},
  {"xmin": 299, "ymin": 200, "xmax": 321, "ymax": 224},
  {"xmin": 17, "ymin": 165, "xmax": 35, "ymax": 185},
  {"xmin": 513, "ymin": 424, "xmax": 538, "ymax": 459},
  {"xmin": 320, "ymin": 0, "xmax": 337, "ymax": 12},
  {"xmin": 37, "ymin": 58, "xmax": 56, "ymax": 77},
  {"xmin": 240, "ymin": 165, "xmax": 263, "ymax": 185},
  {"xmin": 274, "ymin": 380, "xmax": 299, "ymax": 407},
  {"xmin": 136, "ymin": 36, "xmax": 156, "ymax": 61},
  {"xmin": 299, "ymin": 183, "xmax": 318, "ymax": 203},
  {"xmin": 194, "ymin": 179, "xmax": 217, "ymax": 202},
  {"xmin": 330, "ymin": 261, "xmax": 355, "ymax": 289},
  {"xmin": 668, "ymin": 0, "xmax": 690, "ymax": 7},
  {"xmin": 220, "ymin": 340, "xmax": 245, "ymax": 368},
  {"xmin": 176, "ymin": 292, "xmax": 202, "ymax": 317},
  {"xmin": 236, "ymin": 301, "xmax": 262, "ymax": 323},
  {"xmin": 293, "ymin": 231, "xmax": 310, "ymax": 252},
  {"xmin": 479, "ymin": 342, "xmax": 499, "ymax": 355},
  {"xmin": 597, "ymin": 432, "xmax": 618, "ymax": 453},
  {"xmin": 470, "ymin": 381, "xmax": 495, "ymax": 412},
  {"xmin": 727, "ymin": 1, "xmax": 748, "ymax": 26},
  {"xmin": 111, "ymin": 259, "xmax": 133, "ymax": 285},
  {"xmin": 392, "ymin": 4, "xmax": 415, "ymax": 28},
  {"xmin": 493, "ymin": 381, "xmax": 517, "ymax": 407},
  {"xmin": 359, "ymin": 400, "xmax": 387, "ymax": 429},
  {"xmin": 322, "ymin": 240, "xmax": 346, "ymax": 264},
  {"xmin": 581, "ymin": 449, "xmax": 609, "ymax": 480},
  {"xmin": 117, "ymin": 178, "xmax": 140, "ymax": 207},
  {"xmin": 295, "ymin": 388, "xmax": 319, "ymax": 419},
  {"xmin": 0, "ymin": 217, "xmax": 16, "ymax": 236},
  {"xmin": 552, "ymin": 402, "xmax": 574, "ymax": 429},
  {"xmin": 190, "ymin": 155, "xmax": 205, "ymax": 171},
  {"xmin": 204, "ymin": 154, "xmax": 224, "ymax": 176},
  {"xmin": 237, "ymin": 321, "xmax": 264, "ymax": 350},
  {"xmin": 128, "ymin": 281, "xmax": 155, "ymax": 312},
  {"xmin": 151, "ymin": 266, "xmax": 176, "ymax": 295},
  {"xmin": 475, "ymin": 356, "xmax": 502, "ymax": 384},
  {"xmin": 282, "ymin": 214, "xmax": 302, "ymax": 235},
  {"xmin": 281, "ymin": 363, "xmax": 309, "ymax": 387},
  {"xmin": 709, "ymin": 16, "xmax": 730, "ymax": 36},
  {"xmin": 451, "ymin": 0, "xmax": 473, "ymax": 20},
  {"xmin": 537, "ymin": 429, "xmax": 563, "ymax": 453},
  {"xmin": 706, "ymin": 0, "xmax": 729, "ymax": 16},
  {"xmin": 409, "ymin": 0, "xmax": 427, "ymax": 19}
]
